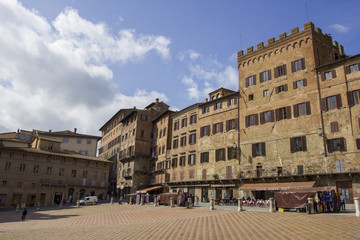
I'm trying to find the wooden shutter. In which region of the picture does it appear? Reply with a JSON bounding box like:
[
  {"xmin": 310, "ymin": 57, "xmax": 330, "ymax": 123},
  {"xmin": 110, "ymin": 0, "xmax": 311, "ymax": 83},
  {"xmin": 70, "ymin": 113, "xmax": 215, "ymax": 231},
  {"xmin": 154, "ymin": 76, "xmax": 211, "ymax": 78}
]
[
  {"xmin": 321, "ymin": 73, "xmax": 325, "ymax": 81},
  {"xmin": 220, "ymin": 122, "xmax": 223, "ymax": 132},
  {"xmin": 253, "ymin": 75, "xmax": 256, "ymax": 85},
  {"xmin": 213, "ymin": 104, "xmax": 216, "ymax": 110},
  {"xmin": 234, "ymin": 97, "xmax": 238, "ymax": 105},
  {"xmin": 245, "ymin": 116, "xmax": 249, "ymax": 128},
  {"xmin": 336, "ymin": 94, "xmax": 342, "ymax": 108},
  {"xmin": 274, "ymin": 67, "xmax": 278, "ymax": 78},
  {"xmin": 293, "ymin": 81, "xmax": 297, "ymax": 89},
  {"xmin": 245, "ymin": 77, "xmax": 249, "ymax": 87},
  {"xmin": 347, "ymin": 91, "xmax": 354, "ymax": 106},
  {"xmin": 270, "ymin": 110, "xmax": 275, "ymax": 122},
  {"xmin": 293, "ymin": 104, "xmax": 299, "ymax": 118},
  {"xmin": 301, "ymin": 58, "xmax": 305, "ymax": 69},
  {"xmin": 345, "ymin": 66, "xmax": 350, "ymax": 74},
  {"xmin": 212, "ymin": 124, "xmax": 216, "ymax": 135},
  {"xmin": 326, "ymin": 139, "xmax": 332, "ymax": 153},
  {"xmin": 321, "ymin": 98, "xmax": 327, "ymax": 111},
  {"xmin": 340, "ymin": 138, "xmax": 346, "ymax": 151},
  {"xmin": 235, "ymin": 118, "xmax": 239, "ymax": 129},
  {"xmin": 226, "ymin": 166, "xmax": 232, "ymax": 179},
  {"xmin": 220, "ymin": 102, "xmax": 222, "ymax": 109},
  {"xmin": 330, "ymin": 121, "xmax": 339, "ymax": 132},
  {"xmin": 356, "ymin": 139, "xmax": 360, "ymax": 150},
  {"xmin": 332, "ymin": 70, "xmax": 337, "ymax": 78},
  {"xmin": 227, "ymin": 148, "xmax": 231, "ymax": 160},
  {"xmin": 290, "ymin": 138, "xmax": 295, "ymax": 153},
  {"xmin": 291, "ymin": 61, "xmax": 295, "ymax": 72},
  {"xmin": 284, "ymin": 84, "xmax": 288, "ymax": 92},
  {"xmin": 283, "ymin": 64, "xmax": 287, "ymax": 75},
  {"xmin": 261, "ymin": 142, "xmax": 266, "ymax": 156},
  {"xmin": 202, "ymin": 169, "xmax": 207, "ymax": 180},
  {"xmin": 260, "ymin": 112, "xmax": 264, "ymax": 124},
  {"xmin": 302, "ymin": 136, "xmax": 307, "ymax": 151},
  {"xmin": 259, "ymin": 72, "xmax": 263, "ymax": 83},
  {"xmin": 252, "ymin": 144, "xmax": 256, "ymax": 158},
  {"xmin": 200, "ymin": 127, "xmax": 204, "ymax": 137},
  {"xmin": 268, "ymin": 70, "xmax": 272, "ymax": 80},
  {"xmin": 275, "ymin": 86, "xmax": 279, "ymax": 94},
  {"xmin": 226, "ymin": 120, "xmax": 230, "ymax": 131},
  {"xmin": 255, "ymin": 114, "xmax": 259, "ymax": 126},
  {"xmin": 303, "ymin": 79, "xmax": 307, "ymax": 86},
  {"xmin": 306, "ymin": 101, "xmax": 311, "ymax": 115},
  {"xmin": 275, "ymin": 108, "xmax": 280, "ymax": 121},
  {"xmin": 286, "ymin": 106, "xmax": 291, "ymax": 119},
  {"xmin": 358, "ymin": 63, "xmax": 360, "ymax": 71}
]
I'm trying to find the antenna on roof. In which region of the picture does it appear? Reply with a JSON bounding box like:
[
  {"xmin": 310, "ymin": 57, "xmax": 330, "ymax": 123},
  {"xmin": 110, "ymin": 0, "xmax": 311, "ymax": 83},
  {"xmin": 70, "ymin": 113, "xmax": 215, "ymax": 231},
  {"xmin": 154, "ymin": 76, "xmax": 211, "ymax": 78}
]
[{"xmin": 305, "ymin": 2, "xmax": 309, "ymax": 22}]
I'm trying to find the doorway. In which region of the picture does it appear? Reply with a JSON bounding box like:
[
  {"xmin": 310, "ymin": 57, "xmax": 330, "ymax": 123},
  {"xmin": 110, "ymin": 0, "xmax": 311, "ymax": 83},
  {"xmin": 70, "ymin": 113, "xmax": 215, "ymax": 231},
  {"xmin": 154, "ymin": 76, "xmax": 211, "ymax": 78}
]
[{"xmin": 336, "ymin": 181, "xmax": 353, "ymax": 204}]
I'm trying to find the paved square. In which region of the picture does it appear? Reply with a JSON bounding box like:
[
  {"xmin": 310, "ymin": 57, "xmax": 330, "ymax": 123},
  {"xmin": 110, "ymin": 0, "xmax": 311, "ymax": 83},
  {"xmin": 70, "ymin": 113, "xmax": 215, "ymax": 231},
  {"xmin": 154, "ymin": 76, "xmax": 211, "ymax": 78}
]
[{"xmin": 0, "ymin": 204, "xmax": 359, "ymax": 239}]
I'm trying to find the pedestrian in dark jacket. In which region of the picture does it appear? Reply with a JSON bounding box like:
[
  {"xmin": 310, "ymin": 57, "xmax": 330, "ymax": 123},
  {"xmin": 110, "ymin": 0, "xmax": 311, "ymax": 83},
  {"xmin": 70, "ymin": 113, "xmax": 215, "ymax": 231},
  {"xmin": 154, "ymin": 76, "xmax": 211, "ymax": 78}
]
[{"xmin": 21, "ymin": 208, "xmax": 27, "ymax": 221}]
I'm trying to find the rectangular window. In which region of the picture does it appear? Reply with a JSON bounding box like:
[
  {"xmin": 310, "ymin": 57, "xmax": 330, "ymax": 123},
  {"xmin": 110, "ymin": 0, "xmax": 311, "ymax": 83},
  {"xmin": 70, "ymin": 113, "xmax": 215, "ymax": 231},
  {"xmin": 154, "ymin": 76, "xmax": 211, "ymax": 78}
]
[
  {"xmin": 77, "ymin": 139, "xmax": 82, "ymax": 144},
  {"xmin": 174, "ymin": 121, "xmax": 179, "ymax": 130},
  {"xmin": 226, "ymin": 119, "xmax": 238, "ymax": 131},
  {"xmin": 297, "ymin": 165, "xmax": 304, "ymax": 175},
  {"xmin": 173, "ymin": 139, "xmax": 179, "ymax": 149},
  {"xmin": 47, "ymin": 167, "xmax": 52, "ymax": 175},
  {"xmin": 140, "ymin": 114, "xmax": 147, "ymax": 121},
  {"xmin": 335, "ymin": 160, "xmax": 345, "ymax": 173},
  {"xmin": 181, "ymin": 118, "xmax": 187, "ymax": 128},
  {"xmin": 189, "ymin": 133, "xmax": 196, "ymax": 145},
  {"xmin": 141, "ymin": 130, "xmax": 144, "ymax": 138},
  {"xmin": 228, "ymin": 97, "xmax": 237, "ymax": 106},
  {"xmin": 215, "ymin": 148, "xmax": 225, "ymax": 161},
  {"xmin": 71, "ymin": 170, "xmax": 77, "ymax": 178},
  {"xmin": 347, "ymin": 89, "xmax": 360, "ymax": 106},
  {"xmin": 87, "ymin": 139, "xmax": 92, "ymax": 144},
  {"xmin": 293, "ymin": 79, "xmax": 307, "ymax": 89},
  {"xmin": 202, "ymin": 169, "xmax": 207, "ymax": 180},
  {"xmin": 252, "ymin": 142, "xmax": 266, "ymax": 157},
  {"xmin": 227, "ymin": 147, "xmax": 237, "ymax": 160},
  {"xmin": 245, "ymin": 114, "xmax": 258, "ymax": 127},
  {"xmin": 275, "ymin": 106, "xmax": 291, "ymax": 121},
  {"xmin": 226, "ymin": 166, "xmax": 232, "ymax": 179},
  {"xmin": 259, "ymin": 70, "xmax": 271, "ymax": 83},
  {"xmin": 200, "ymin": 152, "xmax": 209, "ymax": 163},
  {"xmin": 62, "ymin": 138, "xmax": 69, "ymax": 143},
  {"xmin": 293, "ymin": 102, "xmax": 311, "ymax": 117},
  {"xmin": 189, "ymin": 114, "xmax": 197, "ymax": 125},
  {"xmin": 321, "ymin": 95, "xmax": 342, "ymax": 111},
  {"xmin": 188, "ymin": 154, "xmax": 196, "ymax": 165},
  {"xmin": 325, "ymin": 71, "xmax": 332, "ymax": 79},
  {"xmin": 290, "ymin": 136, "xmax": 307, "ymax": 153},
  {"xmin": 245, "ymin": 75, "xmax": 256, "ymax": 87},
  {"xmin": 260, "ymin": 110, "xmax": 274, "ymax": 124},
  {"xmin": 277, "ymin": 167, "xmax": 283, "ymax": 176},
  {"xmin": 274, "ymin": 64, "xmax": 287, "ymax": 78},
  {"xmin": 180, "ymin": 136, "xmax": 186, "ymax": 147},
  {"xmin": 200, "ymin": 125, "xmax": 211, "ymax": 137},
  {"xmin": 172, "ymin": 158, "xmax": 178, "ymax": 168},
  {"xmin": 5, "ymin": 162, "xmax": 11, "ymax": 170},
  {"xmin": 291, "ymin": 58, "xmax": 305, "ymax": 72},
  {"xmin": 256, "ymin": 166, "xmax": 262, "ymax": 178},
  {"xmin": 213, "ymin": 122, "xmax": 223, "ymax": 134},
  {"xmin": 330, "ymin": 121, "xmax": 339, "ymax": 132},
  {"xmin": 346, "ymin": 63, "xmax": 359, "ymax": 74},
  {"xmin": 263, "ymin": 89, "xmax": 269, "ymax": 97},
  {"xmin": 202, "ymin": 106, "xmax": 209, "ymax": 114},
  {"xmin": 248, "ymin": 94, "xmax": 254, "ymax": 101},
  {"xmin": 179, "ymin": 156, "xmax": 186, "ymax": 166},
  {"xmin": 92, "ymin": 172, "xmax": 97, "ymax": 180},
  {"xmin": 33, "ymin": 165, "xmax": 39, "ymax": 174},
  {"xmin": 19, "ymin": 164, "xmax": 26, "ymax": 172},
  {"xmin": 83, "ymin": 171, "xmax": 88, "ymax": 178},
  {"xmin": 276, "ymin": 84, "xmax": 288, "ymax": 94},
  {"xmin": 17, "ymin": 182, "xmax": 22, "ymax": 188},
  {"xmin": 327, "ymin": 138, "xmax": 346, "ymax": 153},
  {"xmin": 214, "ymin": 102, "xmax": 222, "ymax": 110},
  {"xmin": 59, "ymin": 168, "xmax": 64, "ymax": 176}
]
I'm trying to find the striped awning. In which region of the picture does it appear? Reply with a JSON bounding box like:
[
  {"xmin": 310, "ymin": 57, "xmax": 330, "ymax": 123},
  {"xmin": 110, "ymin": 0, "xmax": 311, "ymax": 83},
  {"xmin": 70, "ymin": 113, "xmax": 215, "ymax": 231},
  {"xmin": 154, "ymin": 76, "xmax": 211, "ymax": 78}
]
[{"xmin": 136, "ymin": 186, "xmax": 163, "ymax": 194}]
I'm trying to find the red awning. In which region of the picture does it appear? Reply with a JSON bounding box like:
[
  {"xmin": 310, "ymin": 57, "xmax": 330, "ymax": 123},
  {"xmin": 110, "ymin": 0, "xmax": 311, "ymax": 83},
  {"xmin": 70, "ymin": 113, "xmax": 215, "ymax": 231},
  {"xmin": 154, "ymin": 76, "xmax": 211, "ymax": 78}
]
[
  {"xmin": 136, "ymin": 186, "xmax": 163, "ymax": 194},
  {"xmin": 239, "ymin": 181, "xmax": 316, "ymax": 191}
]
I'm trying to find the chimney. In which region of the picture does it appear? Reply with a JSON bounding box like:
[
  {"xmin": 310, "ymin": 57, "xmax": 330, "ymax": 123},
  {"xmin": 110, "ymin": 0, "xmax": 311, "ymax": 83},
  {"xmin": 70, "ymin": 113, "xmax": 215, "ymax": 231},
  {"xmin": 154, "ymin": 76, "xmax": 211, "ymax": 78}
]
[
  {"xmin": 74, "ymin": 128, "xmax": 77, "ymax": 134},
  {"xmin": 156, "ymin": 98, "xmax": 159, "ymax": 104}
]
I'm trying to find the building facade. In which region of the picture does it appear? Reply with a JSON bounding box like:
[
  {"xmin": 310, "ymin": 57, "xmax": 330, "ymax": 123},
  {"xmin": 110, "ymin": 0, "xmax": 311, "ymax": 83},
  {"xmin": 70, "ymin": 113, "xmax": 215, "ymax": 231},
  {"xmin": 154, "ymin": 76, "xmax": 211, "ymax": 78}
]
[{"xmin": 0, "ymin": 133, "xmax": 111, "ymax": 208}]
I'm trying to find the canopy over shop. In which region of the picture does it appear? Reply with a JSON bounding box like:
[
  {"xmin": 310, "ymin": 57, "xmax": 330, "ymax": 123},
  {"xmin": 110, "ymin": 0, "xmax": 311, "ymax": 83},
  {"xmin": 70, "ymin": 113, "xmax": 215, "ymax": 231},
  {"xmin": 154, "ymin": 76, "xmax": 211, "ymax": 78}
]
[{"xmin": 136, "ymin": 186, "xmax": 163, "ymax": 194}]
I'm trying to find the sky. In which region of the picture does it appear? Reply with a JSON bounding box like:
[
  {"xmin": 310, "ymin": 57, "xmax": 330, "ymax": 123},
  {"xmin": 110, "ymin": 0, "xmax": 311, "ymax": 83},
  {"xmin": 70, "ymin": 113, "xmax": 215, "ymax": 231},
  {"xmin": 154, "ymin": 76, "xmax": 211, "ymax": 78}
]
[{"xmin": 1, "ymin": 0, "xmax": 360, "ymax": 136}]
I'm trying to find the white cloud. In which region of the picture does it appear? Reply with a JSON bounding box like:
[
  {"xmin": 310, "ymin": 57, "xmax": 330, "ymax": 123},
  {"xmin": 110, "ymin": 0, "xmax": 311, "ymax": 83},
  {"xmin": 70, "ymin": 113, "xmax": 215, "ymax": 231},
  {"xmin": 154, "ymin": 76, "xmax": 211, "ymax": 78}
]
[
  {"xmin": 328, "ymin": 24, "xmax": 349, "ymax": 33},
  {"xmin": 0, "ymin": 0, "xmax": 171, "ymax": 135},
  {"xmin": 179, "ymin": 50, "xmax": 238, "ymax": 101},
  {"xmin": 178, "ymin": 50, "xmax": 200, "ymax": 62}
]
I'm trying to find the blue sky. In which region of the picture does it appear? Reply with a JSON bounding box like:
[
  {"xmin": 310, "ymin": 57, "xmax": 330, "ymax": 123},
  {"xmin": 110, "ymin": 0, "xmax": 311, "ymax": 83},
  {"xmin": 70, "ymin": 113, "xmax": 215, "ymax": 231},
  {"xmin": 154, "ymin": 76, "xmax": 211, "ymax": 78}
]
[{"xmin": 0, "ymin": 0, "xmax": 359, "ymax": 135}]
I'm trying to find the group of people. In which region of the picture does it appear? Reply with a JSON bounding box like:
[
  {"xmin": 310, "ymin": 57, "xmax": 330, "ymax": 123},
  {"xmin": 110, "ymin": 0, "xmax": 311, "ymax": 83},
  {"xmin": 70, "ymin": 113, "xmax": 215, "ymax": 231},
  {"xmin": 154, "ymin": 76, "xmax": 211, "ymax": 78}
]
[{"xmin": 314, "ymin": 190, "xmax": 346, "ymax": 213}]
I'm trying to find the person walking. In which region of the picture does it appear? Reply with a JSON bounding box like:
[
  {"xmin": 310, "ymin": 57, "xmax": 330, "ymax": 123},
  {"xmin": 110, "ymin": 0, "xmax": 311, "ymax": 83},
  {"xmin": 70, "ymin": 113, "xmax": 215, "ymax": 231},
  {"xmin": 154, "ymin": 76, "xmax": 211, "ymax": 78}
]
[{"xmin": 21, "ymin": 208, "xmax": 27, "ymax": 221}]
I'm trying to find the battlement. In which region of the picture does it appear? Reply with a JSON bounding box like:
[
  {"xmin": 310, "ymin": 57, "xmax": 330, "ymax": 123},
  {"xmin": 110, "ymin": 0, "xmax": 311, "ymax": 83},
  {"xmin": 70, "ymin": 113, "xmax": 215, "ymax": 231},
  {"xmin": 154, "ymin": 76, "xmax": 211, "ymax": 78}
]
[{"xmin": 237, "ymin": 22, "xmax": 343, "ymax": 61}]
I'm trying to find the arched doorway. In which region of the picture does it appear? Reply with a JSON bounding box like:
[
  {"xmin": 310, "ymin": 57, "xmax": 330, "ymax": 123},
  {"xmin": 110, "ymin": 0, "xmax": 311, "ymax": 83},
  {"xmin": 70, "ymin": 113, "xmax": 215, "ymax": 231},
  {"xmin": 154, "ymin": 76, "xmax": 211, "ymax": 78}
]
[
  {"xmin": 79, "ymin": 189, "xmax": 86, "ymax": 199},
  {"xmin": 54, "ymin": 192, "xmax": 62, "ymax": 204}
]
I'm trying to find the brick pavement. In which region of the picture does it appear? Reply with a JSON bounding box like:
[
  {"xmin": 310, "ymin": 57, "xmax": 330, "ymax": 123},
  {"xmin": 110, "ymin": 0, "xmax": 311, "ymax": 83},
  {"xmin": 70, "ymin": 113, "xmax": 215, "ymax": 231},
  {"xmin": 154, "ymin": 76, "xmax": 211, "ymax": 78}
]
[{"xmin": 0, "ymin": 204, "xmax": 359, "ymax": 240}]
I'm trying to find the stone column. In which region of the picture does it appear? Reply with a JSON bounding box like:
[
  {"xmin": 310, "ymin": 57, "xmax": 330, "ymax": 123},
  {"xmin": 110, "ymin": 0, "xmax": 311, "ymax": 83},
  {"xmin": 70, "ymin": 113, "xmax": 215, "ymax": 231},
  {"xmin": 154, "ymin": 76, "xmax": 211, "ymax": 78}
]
[
  {"xmin": 210, "ymin": 197, "xmax": 215, "ymax": 210},
  {"xmin": 237, "ymin": 199, "xmax": 243, "ymax": 212},
  {"xmin": 110, "ymin": 197, "xmax": 114, "ymax": 205},
  {"xmin": 307, "ymin": 198, "xmax": 314, "ymax": 214},
  {"xmin": 170, "ymin": 197, "xmax": 174, "ymax": 208},
  {"xmin": 269, "ymin": 198, "xmax": 275, "ymax": 212},
  {"xmin": 354, "ymin": 197, "xmax": 360, "ymax": 217}
]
